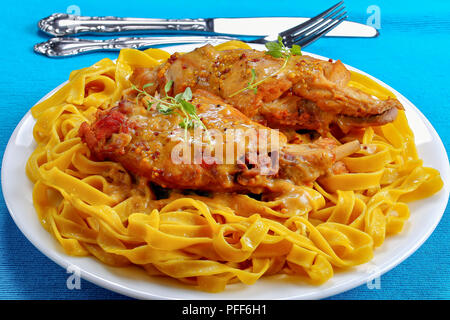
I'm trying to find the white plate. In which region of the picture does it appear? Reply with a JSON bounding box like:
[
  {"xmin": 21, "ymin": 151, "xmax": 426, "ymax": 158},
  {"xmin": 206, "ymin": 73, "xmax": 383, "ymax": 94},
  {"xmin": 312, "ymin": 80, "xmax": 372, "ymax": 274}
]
[{"xmin": 2, "ymin": 44, "xmax": 449, "ymax": 300}]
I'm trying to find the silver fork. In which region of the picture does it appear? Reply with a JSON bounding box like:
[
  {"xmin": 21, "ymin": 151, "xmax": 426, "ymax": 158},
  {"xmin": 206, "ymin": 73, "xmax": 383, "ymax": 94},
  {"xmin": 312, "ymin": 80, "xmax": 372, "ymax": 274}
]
[
  {"xmin": 248, "ymin": 1, "xmax": 347, "ymax": 47},
  {"xmin": 34, "ymin": 2, "xmax": 347, "ymax": 57}
]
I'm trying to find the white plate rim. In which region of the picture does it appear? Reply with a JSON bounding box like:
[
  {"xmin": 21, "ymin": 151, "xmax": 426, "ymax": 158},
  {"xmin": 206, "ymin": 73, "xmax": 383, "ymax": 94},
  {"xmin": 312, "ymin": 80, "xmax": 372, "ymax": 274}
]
[{"xmin": 2, "ymin": 43, "xmax": 449, "ymax": 300}]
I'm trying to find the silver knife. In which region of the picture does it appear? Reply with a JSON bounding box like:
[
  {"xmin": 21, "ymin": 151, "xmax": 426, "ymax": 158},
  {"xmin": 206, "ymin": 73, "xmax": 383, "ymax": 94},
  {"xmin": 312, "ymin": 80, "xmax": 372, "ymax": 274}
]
[{"xmin": 38, "ymin": 14, "xmax": 378, "ymax": 38}]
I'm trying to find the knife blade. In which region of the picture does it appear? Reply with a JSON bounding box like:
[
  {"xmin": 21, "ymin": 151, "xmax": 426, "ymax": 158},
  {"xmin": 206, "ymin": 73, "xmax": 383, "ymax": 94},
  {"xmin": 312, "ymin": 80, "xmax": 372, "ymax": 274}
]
[
  {"xmin": 39, "ymin": 14, "xmax": 378, "ymax": 38},
  {"xmin": 212, "ymin": 17, "xmax": 377, "ymax": 38}
]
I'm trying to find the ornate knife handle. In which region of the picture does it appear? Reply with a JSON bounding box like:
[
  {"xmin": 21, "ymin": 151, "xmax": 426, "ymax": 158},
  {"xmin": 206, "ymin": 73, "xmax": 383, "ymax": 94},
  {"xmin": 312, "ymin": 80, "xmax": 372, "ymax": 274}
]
[
  {"xmin": 34, "ymin": 36, "xmax": 236, "ymax": 57},
  {"xmin": 38, "ymin": 13, "xmax": 212, "ymax": 36}
]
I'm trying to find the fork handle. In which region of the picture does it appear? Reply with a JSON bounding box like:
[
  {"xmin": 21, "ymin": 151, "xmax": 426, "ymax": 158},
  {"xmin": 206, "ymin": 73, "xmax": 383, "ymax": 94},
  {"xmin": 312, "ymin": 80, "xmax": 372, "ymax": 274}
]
[
  {"xmin": 38, "ymin": 13, "xmax": 212, "ymax": 36},
  {"xmin": 33, "ymin": 36, "xmax": 236, "ymax": 57}
]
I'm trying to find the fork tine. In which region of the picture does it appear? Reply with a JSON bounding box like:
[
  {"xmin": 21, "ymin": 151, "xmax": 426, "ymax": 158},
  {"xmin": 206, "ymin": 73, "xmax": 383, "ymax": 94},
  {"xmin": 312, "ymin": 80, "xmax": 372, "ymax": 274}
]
[
  {"xmin": 287, "ymin": 5, "xmax": 346, "ymax": 44},
  {"xmin": 279, "ymin": 1, "xmax": 344, "ymax": 39},
  {"xmin": 294, "ymin": 13, "xmax": 347, "ymax": 48}
]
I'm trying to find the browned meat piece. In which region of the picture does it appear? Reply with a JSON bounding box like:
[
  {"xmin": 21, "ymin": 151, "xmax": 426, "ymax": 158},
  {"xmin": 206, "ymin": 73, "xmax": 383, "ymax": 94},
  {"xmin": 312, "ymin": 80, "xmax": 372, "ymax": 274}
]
[
  {"xmin": 290, "ymin": 58, "xmax": 402, "ymax": 117},
  {"xmin": 79, "ymin": 90, "xmax": 358, "ymax": 193},
  {"xmin": 260, "ymin": 94, "xmax": 399, "ymax": 134},
  {"xmin": 259, "ymin": 95, "xmax": 333, "ymax": 132},
  {"xmin": 131, "ymin": 45, "xmax": 403, "ymax": 134}
]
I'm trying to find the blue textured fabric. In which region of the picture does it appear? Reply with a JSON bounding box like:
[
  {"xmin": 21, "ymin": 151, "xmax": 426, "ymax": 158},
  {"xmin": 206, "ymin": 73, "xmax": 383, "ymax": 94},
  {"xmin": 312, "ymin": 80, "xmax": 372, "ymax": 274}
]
[{"xmin": 0, "ymin": 0, "xmax": 448, "ymax": 300}]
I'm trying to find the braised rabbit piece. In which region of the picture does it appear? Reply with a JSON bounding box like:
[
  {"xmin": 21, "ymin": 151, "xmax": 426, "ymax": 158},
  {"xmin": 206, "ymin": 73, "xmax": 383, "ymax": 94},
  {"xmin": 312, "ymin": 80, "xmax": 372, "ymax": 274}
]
[
  {"xmin": 132, "ymin": 44, "xmax": 403, "ymax": 134},
  {"xmin": 79, "ymin": 90, "xmax": 359, "ymax": 194}
]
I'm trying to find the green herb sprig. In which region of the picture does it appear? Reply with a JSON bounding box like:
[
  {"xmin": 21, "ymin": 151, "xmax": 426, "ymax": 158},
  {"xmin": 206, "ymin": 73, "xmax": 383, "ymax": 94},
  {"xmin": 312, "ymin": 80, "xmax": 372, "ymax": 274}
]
[
  {"xmin": 132, "ymin": 81, "xmax": 210, "ymax": 142},
  {"xmin": 228, "ymin": 36, "xmax": 301, "ymax": 98},
  {"xmin": 265, "ymin": 36, "xmax": 302, "ymax": 59}
]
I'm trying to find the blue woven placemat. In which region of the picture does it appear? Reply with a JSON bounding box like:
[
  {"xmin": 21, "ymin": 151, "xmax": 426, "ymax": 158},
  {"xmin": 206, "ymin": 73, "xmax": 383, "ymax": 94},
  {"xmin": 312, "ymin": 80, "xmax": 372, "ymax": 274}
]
[{"xmin": 0, "ymin": 0, "xmax": 448, "ymax": 299}]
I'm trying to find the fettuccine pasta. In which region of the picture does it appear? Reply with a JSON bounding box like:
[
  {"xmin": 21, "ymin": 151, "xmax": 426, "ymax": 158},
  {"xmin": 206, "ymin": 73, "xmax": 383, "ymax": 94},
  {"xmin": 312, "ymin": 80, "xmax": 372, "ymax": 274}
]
[{"xmin": 26, "ymin": 41, "xmax": 443, "ymax": 292}]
